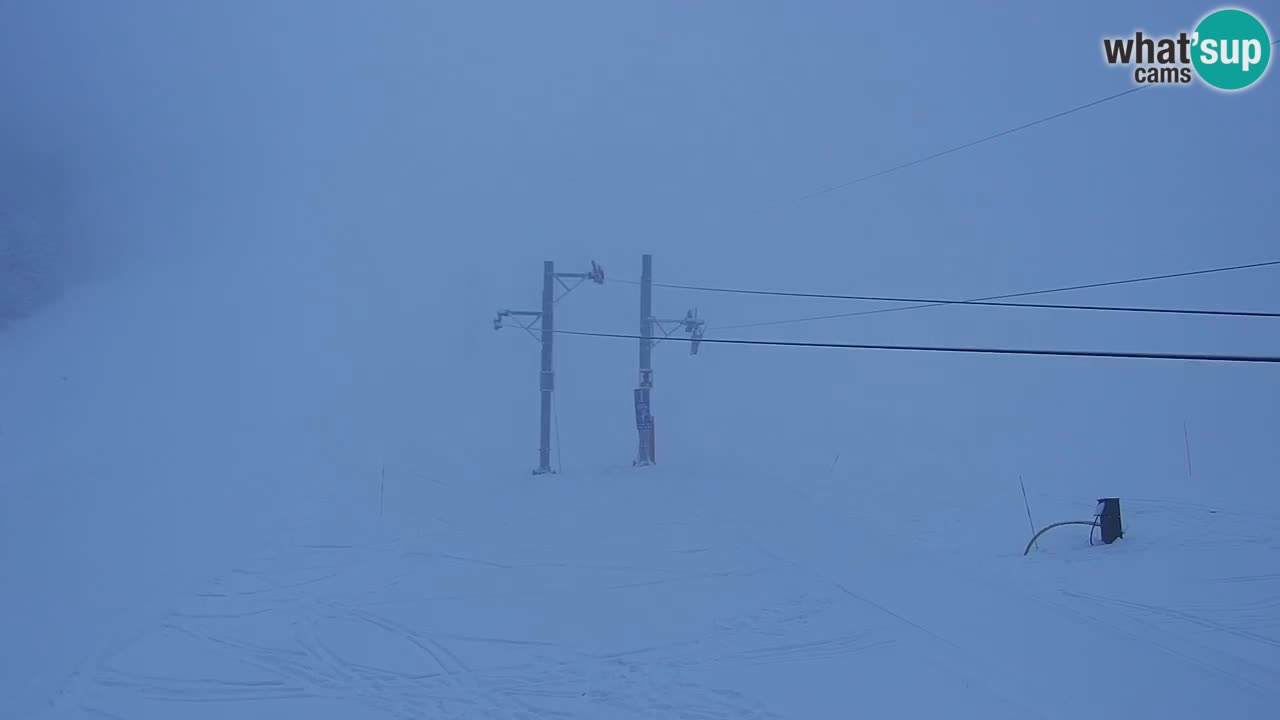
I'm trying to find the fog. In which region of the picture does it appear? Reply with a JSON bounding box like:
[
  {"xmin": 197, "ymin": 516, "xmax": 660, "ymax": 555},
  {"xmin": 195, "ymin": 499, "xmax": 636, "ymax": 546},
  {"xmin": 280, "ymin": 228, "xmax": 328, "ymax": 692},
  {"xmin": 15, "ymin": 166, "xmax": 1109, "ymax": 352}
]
[
  {"xmin": 1, "ymin": 2, "xmax": 1278, "ymax": 716},
  {"xmin": 4, "ymin": 0, "xmax": 1278, "ymax": 556}
]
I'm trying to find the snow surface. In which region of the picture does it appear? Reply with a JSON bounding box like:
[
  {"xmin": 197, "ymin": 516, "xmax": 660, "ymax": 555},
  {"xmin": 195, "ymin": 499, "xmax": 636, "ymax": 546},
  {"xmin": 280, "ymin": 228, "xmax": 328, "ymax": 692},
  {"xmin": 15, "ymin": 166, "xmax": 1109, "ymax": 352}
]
[
  {"xmin": 2, "ymin": 243, "xmax": 1278, "ymax": 719},
  {"xmin": 5, "ymin": 2, "xmax": 1280, "ymax": 718},
  {"xmin": 9, "ymin": 450, "xmax": 1280, "ymax": 719}
]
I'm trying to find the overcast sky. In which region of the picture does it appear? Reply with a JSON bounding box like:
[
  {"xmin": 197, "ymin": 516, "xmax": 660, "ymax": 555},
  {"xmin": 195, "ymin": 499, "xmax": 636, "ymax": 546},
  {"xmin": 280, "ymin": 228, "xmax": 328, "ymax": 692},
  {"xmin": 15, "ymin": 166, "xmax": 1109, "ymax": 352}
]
[{"xmin": 3, "ymin": 0, "xmax": 1277, "ymax": 488}]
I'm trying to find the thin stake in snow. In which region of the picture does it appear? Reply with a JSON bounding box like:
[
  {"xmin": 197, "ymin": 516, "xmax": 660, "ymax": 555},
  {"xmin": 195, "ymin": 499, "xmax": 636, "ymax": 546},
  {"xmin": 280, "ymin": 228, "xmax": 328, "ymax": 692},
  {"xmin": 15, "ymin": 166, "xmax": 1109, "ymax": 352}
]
[
  {"xmin": 1183, "ymin": 420, "xmax": 1194, "ymax": 481},
  {"xmin": 1019, "ymin": 475, "xmax": 1038, "ymax": 549}
]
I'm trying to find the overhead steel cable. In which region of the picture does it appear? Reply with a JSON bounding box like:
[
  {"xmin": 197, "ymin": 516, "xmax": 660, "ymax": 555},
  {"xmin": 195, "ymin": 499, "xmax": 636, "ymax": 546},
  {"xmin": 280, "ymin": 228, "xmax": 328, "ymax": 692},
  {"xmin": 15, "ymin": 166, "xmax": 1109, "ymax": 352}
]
[
  {"xmin": 798, "ymin": 36, "xmax": 1280, "ymax": 199},
  {"xmin": 609, "ymin": 259, "xmax": 1280, "ymax": 332},
  {"xmin": 798, "ymin": 86, "xmax": 1149, "ymax": 200},
  {"xmin": 554, "ymin": 329, "xmax": 1280, "ymax": 365},
  {"xmin": 619, "ymin": 281, "xmax": 1280, "ymax": 319}
]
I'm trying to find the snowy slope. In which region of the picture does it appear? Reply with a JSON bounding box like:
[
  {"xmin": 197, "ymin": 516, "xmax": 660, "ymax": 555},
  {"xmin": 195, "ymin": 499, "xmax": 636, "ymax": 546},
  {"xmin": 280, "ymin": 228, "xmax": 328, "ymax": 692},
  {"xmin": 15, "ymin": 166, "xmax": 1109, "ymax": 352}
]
[
  {"xmin": 3, "ymin": 237, "xmax": 1277, "ymax": 719},
  {"xmin": 3, "ymin": 216, "xmax": 1278, "ymax": 719},
  {"xmin": 5, "ymin": 2, "xmax": 1280, "ymax": 718},
  {"xmin": 22, "ymin": 461, "xmax": 1280, "ymax": 719}
]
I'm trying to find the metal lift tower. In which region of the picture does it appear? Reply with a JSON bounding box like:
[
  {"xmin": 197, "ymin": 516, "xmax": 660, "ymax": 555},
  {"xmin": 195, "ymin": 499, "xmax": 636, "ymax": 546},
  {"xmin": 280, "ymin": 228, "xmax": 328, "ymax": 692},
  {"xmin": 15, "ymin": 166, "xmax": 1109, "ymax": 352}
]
[
  {"xmin": 495, "ymin": 259, "xmax": 604, "ymax": 475},
  {"xmin": 634, "ymin": 253, "xmax": 705, "ymax": 467}
]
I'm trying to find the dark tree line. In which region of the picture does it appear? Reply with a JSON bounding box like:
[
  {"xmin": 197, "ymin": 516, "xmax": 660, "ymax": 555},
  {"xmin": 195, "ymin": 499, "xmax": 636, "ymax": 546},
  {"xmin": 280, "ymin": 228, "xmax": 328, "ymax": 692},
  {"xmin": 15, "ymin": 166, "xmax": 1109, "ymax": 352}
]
[{"xmin": 0, "ymin": 150, "xmax": 74, "ymax": 330}]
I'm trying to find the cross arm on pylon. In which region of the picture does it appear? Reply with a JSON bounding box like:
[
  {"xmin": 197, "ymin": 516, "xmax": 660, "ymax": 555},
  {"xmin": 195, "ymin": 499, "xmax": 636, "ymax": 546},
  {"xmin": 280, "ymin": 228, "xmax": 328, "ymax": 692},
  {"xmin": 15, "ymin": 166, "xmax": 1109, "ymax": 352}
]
[
  {"xmin": 493, "ymin": 309, "xmax": 543, "ymax": 340},
  {"xmin": 550, "ymin": 260, "xmax": 605, "ymax": 302},
  {"xmin": 649, "ymin": 308, "xmax": 707, "ymax": 355}
]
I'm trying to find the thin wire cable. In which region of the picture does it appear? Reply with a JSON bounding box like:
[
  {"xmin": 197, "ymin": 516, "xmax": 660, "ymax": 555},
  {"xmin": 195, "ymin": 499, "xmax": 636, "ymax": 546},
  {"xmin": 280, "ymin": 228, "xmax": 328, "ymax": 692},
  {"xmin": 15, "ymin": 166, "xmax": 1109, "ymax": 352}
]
[
  {"xmin": 620, "ymin": 279, "xmax": 1280, "ymax": 319},
  {"xmin": 554, "ymin": 329, "xmax": 1280, "ymax": 365},
  {"xmin": 692, "ymin": 259, "xmax": 1280, "ymax": 331},
  {"xmin": 796, "ymin": 38, "xmax": 1279, "ymax": 198},
  {"xmin": 799, "ymin": 86, "xmax": 1148, "ymax": 200},
  {"xmin": 553, "ymin": 392, "xmax": 563, "ymax": 474}
]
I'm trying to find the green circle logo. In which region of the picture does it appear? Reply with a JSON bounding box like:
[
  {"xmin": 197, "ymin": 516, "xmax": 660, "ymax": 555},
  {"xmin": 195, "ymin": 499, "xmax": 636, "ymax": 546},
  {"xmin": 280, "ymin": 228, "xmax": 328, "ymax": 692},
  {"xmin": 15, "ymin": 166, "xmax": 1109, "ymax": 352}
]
[{"xmin": 1192, "ymin": 8, "xmax": 1271, "ymax": 90}]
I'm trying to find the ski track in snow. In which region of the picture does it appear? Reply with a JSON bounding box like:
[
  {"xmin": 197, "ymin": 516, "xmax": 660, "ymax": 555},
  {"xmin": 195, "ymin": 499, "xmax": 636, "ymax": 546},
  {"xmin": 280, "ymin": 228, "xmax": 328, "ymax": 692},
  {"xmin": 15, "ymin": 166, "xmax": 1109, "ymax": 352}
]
[{"xmin": 29, "ymin": 469, "xmax": 1280, "ymax": 720}]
